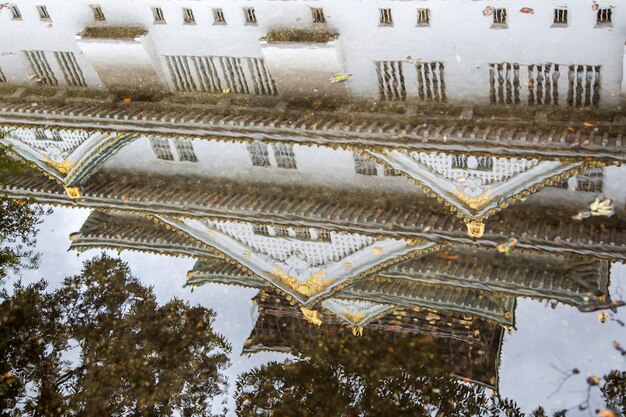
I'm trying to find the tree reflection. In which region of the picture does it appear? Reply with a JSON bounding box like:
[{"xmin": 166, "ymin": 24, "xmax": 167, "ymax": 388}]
[
  {"xmin": 235, "ymin": 330, "xmax": 626, "ymax": 417},
  {"xmin": 0, "ymin": 148, "xmax": 49, "ymax": 281},
  {"xmin": 0, "ymin": 255, "xmax": 231, "ymax": 416}
]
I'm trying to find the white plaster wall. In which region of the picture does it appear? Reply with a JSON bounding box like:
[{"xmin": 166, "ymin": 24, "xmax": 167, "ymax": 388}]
[
  {"xmin": 0, "ymin": 0, "xmax": 623, "ymax": 105},
  {"xmin": 102, "ymin": 136, "xmax": 419, "ymax": 193}
]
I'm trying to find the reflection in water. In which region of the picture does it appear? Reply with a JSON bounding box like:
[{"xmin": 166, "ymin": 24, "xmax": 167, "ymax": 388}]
[
  {"xmin": 0, "ymin": 4, "xmax": 626, "ymax": 413},
  {"xmin": 0, "ymin": 255, "xmax": 230, "ymax": 416}
]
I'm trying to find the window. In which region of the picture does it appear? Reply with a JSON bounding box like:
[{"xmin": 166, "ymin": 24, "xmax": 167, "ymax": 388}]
[
  {"xmin": 353, "ymin": 152, "xmax": 378, "ymax": 176},
  {"xmin": 575, "ymin": 168, "xmax": 604, "ymax": 192},
  {"xmin": 567, "ymin": 65, "xmax": 601, "ymax": 107},
  {"xmin": 379, "ymin": 8, "xmax": 393, "ymax": 25},
  {"xmin": 489, "ymin": 63, "xmax": 521, "ymax": 105},
  {"xmin": 9, "ymin": 5, "xmax": 21, "ymax": 20},
  {"xmin": 25, "ymin": 50, "xmax": 58, "ymax": 85},
  {"xmin": 152, "ymin": 7, "xmax": 165, "ymax": 23},
  {"xmin": 273, "ymin": 144, "xmax": 297, "ymax": 169},
  {"xmin": 417, "ymin": 8, "xmax": 430, "ymax": 25},
  {"xmin": 149, "ymin": 137, "xmax": 174, "ymax": 161},
  {"xmin": 247, "ymin": 142, "xmax": 271, "ymax": 167},
  {"xmin": 294, "ymin": 228, "xmax": 312, "ymax": 240},
  {"xmin": 182, "ymin": 8, "xmax": 195, "ymax": 24},
  {"xmin": 274, "ymin": 225, "xmax": 290, "ymax": 237},
  {"xmin": 553, "ymin": 8, "xmax": 568, "ymax": 25},
  {"xmin": 243, "ymin": 7, "xmax": 256, "ymax": 24},
  {"xmin": 415, "ymin": 61, "xmax": 446, "ymax": 102},
  {"xmin": 35, "ymin": 129, "xmax": 48, "ymax": 140},
  {"xmin": 311, "ymin": 7, "xmax": 325, "ymax": 24},
  {"xmin": 213, "ymin": 8, "xmax": 226, "ymax": 24},
  {"xmin": 316, "ymin": 230, "xmax": 331, "ymax": 241},
  {"xmin": 597, "ymin": 8, "xmax": 612, "ymax": 25},
  {"xmin": 492, "ymin": 8, "xmax": 507, "ymax": 26},
  {"xmin": 174, "ymin": 139, "xmax": 197, "ymax": 162},
  {"xmin": 54, "ymin": 51, "xmax": 87, "ymax": 87},
  {"xmin": 375, "ymin": 61, "xmax": 406, "ymax": 101},
  {"xmin": 253, "ymin": 225, "xmax": 271, "ymax": 236},
  {"xmin": 90, "ymin": 5, "xmax": 105, "ymax": 21},
  {"xmin": 36, "ymin": 5, "xmax": 50, "ymax": 20},
  {"xmin": 527, "ymin": 63, "xmax": 560, "ymax": 105}
]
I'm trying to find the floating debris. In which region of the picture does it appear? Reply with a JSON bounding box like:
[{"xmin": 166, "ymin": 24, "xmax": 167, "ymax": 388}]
[
  {"xmin": 122, "ymin": 97, "xmax": 132, "ymax": 103},
  {"xmin": 597, "ymin": 312, "xmax": 608, "ymax": 323},
  {"xmin": 406, "ymin": 56, "xmax": 422, "ymax": 65},
  {"xmin": 519, "ymin": 7, "xmax": 534, "ymax": 14},
  {"xmin": 482, "ymin": 6, "xmax": 494, "ymax": 16},
  {"xmin": 572, "ymin": 198, "xmax": 614, "ymax": 220},
  {"xmin": 329, "ymin": 73, "xmax": 351, "ymax": 83},
  {"xmin": 613, "ymin": 341, "xmax": 626, "ymax": 356},
  {"xmin": 497, "ymin": 237, "xmax": 518, "ymax": 256}
]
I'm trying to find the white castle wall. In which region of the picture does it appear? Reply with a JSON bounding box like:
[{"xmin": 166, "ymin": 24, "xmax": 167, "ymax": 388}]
[{"xmin": 0, "ymin": 0, "xmax": 623, "ymax": 106}]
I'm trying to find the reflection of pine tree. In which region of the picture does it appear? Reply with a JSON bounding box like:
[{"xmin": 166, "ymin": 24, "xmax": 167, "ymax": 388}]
[
  {"xmin": 0, "ymin": 255, "xmax": 231, "ymax": 416},
  {"xmin": 235, "ymin": 329, "xmax": 626, "ymax": 417}
]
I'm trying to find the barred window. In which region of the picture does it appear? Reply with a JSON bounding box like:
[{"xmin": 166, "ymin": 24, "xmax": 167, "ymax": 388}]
[
  {"xmin": 152, "ymin": 7, "xmax": 165, "ymax": 23},
  {"xmin": 375, "ymin": 61, "xmax": 406, "ymax": 101},
  {"xmin": 311, "ymin": 7, "xmax": 325, "ymax": 23},
  {"xmin": 417, "ymin": 8, "xmax": 430, "ymax": 25},
  {"xmin": 294, "ymin": 228, "xmax": 312, "ymax": 240},
  {"xmin": 316, "ymin": 230, "xmax": 331, "ymax": 241},
  {"xmin": 247, "ymin": 142, "xmax": 271, "ymax": 167},
  {"xmin": 553, "ymin": 8, "xmax": 568, "ymax": 25},
  {"xmin": 597, "ymin": 8, "xmax": 612, "ymax": 25},
  {"xmin": 353, "ymin": 152, "xmax": 378, "ymax": 176},
  {"xmin": 10, "ymin": 4, "xmax": 21, "ymax": 19},
  {"xmin": 274, "ymin": 225, "xmax": 290, "ymax": 237},
  {"xmin": 149, "ymin": 137, "xmax": 174, "ymax": 161},
  {"xmin": 174, "ymin": 139, "xmax": 197, "ymax": 162},
  {"xmin": 213, "ymin": 8, "xmax": 226, "ymax": 24},
  {"xmin": 492, "ymin": 8, "xmax": 507, "ymax": 25},
  {"xmin": 243, "ymin": 7, "xmax": 257, "ymax": 24},
  {"xmin": 90, "ymin": 5, "xmax": 105, "ymax": 21},
  {"xmin": 36, "ymin": 5, "xmax": 51, "ymax": 20},
  {"xmin": 575, "ymin": 168, "xmax": 604, "ymax": 192},
  {"xmin": 35, "ymin": 129, "xmax": 48, "ymax": 140},
  {"xmin": 273, "ymin": 144, "xmax": 297, "ymax": 169},
  {"xmin": 183, "ymin": 8, "xmax": 195, "ymax": 24},
  {"xmin": 253, "ymin": 224, "xmax": 271, "ymax": 236},
  {"xmin": 379, "ymin": 8, "xmax": 393, "ymax": 25}
]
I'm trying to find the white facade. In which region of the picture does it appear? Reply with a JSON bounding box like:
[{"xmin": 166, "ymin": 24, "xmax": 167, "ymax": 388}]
[{"xmin": 0, "ymin": 0, "xmax": 624, "ymax": 106}]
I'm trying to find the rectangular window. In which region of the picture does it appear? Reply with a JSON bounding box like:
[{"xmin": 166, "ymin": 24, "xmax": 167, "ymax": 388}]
[
  {"xmin": 316, "ymin": 230, "xmax": 331, "ymax": 241},
  {"xmin": 553, "ymin": 8, "xmax": 568, "ymax": 25},
  {"xmin": 311, "ymin": 7, "xmax": 325, "ymax": 23},
  {"xmin": 375, "ymin": 61, "xmax": 406, "ymax": 101},
  {"xmin": 273, "ymin": 144, "xmax": 297, "ymax": 169},
  {"xmin": 183, "ymin": 8, "xmax": 195, "ymax": 24},
  {"xmin": 253, "ymin": 224, "xmax": 271, "ymax": 236},
  {"xmin": 247, "ymin": 142, "xmax": 271, "ymax": 167},
  {"xmin": 90, "ymin": 5, "xmax": 105, "ymax": 21},
  {"xmin": 10, "ymin": 5, "xmax": 21, "ymax": 19},
  {"xmin": 149, "ymin": 137, "xmax": 174, "ymax": 161},
  {"xmin": 152, "ymin": 7, "xmax": 165, "ymax": 23},
  {"xmin": 567, "ymin": 65, "xmax": 601, "ymax": 107},
  {"xmin": 527, "ymin": 63, "xmax": 560, "ymax": 105},
  {"xmin": 54, "ymin": 51, "xmax": 87, "ymax": 87},
  {"xmin": 489, "ymin": 63, "xmax": 521, "ymax": 105},
  {"xmin": 274, "ymin": 225, "xmax": 290, "ymax": 237},
  {"xmin": 213, "ymin": 8, "xmax": 226, "ymax": 24},
  {"xmin": 597, "ymin": 8, "xmax": 612, "ymax": 25},
  {"xmin": 492, "ymin": 8, "xmax": 507, "ymax": 26},
  {"xmin": 294, "ymin": 228, "xmax": 312, "ymax": 240},
  {"xmin": 25, "ymin": 50, "xmax": 58, "ymax": 85},
  {"xmin": 379, "ymin": 8, "xmax": 393, "ymax": 25},
  {"xmin": 36, "ymin": 5, "xmax": 51, "ymax": 20},
  {"xmin": 415, "ymin": 61, "xmax": 446, "ymax": 102},
  {"xmin": 353, "ymin": 152, "xmax": 378, "ymax": 176},
  {"xmin": 575, "ymin": 168, "xmax": 604, "ymax": 192},
  {"xmin": 417, "ymin": 8, "xmax": 430, "ymax": 25},
  {"xmin": 35, "ymin": 129, "xmax": 48, "ymax": 140},
  {"xmin": 243, "ymin": 7, "xmax": 257, "ymax": 24},
  {"xmin": 174, "ymin": 139, "xmax": 198, "ymax": 162}
]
